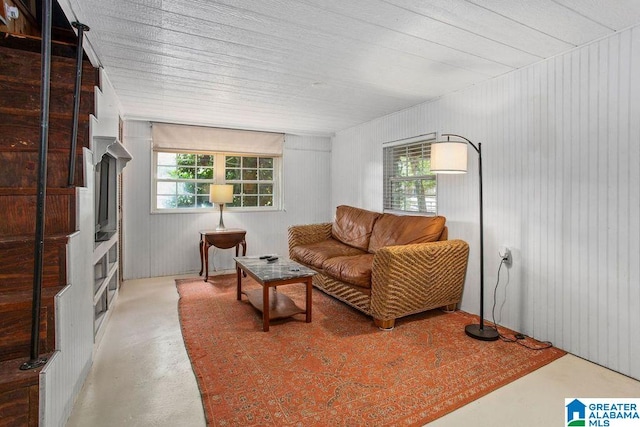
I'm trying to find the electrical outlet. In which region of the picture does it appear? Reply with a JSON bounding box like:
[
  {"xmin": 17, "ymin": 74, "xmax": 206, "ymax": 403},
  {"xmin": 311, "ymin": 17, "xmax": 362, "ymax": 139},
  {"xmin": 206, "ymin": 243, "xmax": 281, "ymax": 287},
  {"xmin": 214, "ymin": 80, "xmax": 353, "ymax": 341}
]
[
  {"xmin": 5, "ymin": 4, "xmax": 19, "ymax": 20},
  {"xmin": 500, "ymin": 247, "xmax": 512, "ymax": 266}
]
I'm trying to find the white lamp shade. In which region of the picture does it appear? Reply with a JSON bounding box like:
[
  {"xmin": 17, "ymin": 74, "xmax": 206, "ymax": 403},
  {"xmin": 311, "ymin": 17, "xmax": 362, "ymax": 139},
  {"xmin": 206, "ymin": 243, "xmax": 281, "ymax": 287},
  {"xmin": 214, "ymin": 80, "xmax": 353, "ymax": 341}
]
[
  {"xmin": 209, "ymin": 184, "xmax": 234, "ymax": 204},
  {"xmin": 430, "ymin": 142, "xmax": 468, "ymax": 174}
]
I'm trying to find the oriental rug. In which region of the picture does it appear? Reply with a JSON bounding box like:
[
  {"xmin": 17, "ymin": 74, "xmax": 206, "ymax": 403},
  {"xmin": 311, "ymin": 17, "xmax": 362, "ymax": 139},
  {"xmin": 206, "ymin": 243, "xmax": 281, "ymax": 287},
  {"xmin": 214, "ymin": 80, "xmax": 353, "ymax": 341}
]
[{"xmin": 176, "ymin": 275, "xmax": 564, "ymax": 426}]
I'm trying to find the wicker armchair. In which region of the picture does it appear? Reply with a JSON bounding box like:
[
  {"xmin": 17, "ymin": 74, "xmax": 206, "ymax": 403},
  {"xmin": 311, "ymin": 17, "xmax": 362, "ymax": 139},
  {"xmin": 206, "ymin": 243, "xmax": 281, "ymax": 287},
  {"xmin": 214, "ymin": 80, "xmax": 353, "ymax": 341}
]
[{"xmin": 288, "ymin": 213, "xmax": 470, "ymax": 329}]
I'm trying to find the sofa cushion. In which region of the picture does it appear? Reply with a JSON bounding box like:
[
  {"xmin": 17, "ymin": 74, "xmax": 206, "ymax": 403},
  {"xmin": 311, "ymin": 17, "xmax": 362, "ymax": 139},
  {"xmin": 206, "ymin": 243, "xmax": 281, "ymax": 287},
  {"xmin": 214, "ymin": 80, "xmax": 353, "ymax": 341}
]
[
  {"xmin": 331, "ymin": 205, "xmax": 381, "ymax": 251},
  {"xmin": 368, "ymin": 214, "xmax": 446, "ymax": 253},
  {"xmin": 290, "ymin": 238, "xmax": 367, "ymax": 269},
  {"xmin": 322, "ymin": 254, "xmax": 374, "ymax": 288}
]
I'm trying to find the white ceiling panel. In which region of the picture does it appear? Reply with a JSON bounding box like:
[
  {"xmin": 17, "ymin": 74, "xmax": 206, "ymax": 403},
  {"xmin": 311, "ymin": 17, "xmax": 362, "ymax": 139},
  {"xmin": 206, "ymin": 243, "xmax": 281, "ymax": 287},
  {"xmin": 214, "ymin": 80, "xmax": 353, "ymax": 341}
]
[
  {"xmin": 382, "ymin": 0, "xmax": 572, "ymax": 57},
  {"xmin": 59, "ymin": 0, "xmax": 640, "ymax": 135},
  {"xmin": 464, "ymin": 0, "xmax": 613, "ymax": 45},
  {"xmin": 553, "ymin": 0, "xmax": 640, "ymax": 29}
]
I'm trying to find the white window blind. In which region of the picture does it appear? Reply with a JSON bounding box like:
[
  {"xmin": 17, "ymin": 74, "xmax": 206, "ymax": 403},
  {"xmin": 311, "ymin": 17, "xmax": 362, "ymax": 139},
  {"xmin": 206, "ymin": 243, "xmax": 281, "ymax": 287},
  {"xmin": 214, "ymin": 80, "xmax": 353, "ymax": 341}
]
[
  {"xmin": 383, "ymin": 136, "xmax": 437, "ymax": 214},
  {"xmin": 152, "ymin": 123, "xmax": 284, "ymax": 155}
]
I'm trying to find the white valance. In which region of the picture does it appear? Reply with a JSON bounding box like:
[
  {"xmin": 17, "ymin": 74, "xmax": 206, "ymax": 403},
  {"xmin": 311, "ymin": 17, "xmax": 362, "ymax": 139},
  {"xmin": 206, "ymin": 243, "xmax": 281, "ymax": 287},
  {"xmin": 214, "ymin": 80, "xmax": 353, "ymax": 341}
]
[{"xmin": 152, "ymin": 123, "xmax": 284, "ymax": 156}]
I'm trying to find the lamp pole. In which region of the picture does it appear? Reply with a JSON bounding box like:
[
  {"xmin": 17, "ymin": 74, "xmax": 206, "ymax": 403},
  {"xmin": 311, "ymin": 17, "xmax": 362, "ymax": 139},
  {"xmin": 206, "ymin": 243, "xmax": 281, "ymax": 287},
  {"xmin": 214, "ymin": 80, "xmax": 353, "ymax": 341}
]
[{"xmin": 441, "ymin": 134, "xmax": 498, "ymax": 341}]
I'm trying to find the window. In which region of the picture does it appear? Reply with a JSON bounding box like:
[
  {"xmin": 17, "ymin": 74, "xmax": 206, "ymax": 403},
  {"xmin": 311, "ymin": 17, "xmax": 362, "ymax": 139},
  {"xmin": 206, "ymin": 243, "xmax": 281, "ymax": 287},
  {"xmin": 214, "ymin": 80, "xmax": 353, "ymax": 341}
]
[
  {"xmin": 155, "ymin": 152, "xmax": 215, "ymax": 209},
  {"xmin": 153, "ymin": 151, "xmax": 280, "ymax": 212},
  {"xmin": 151, "ymin": 123, "xmax": 284, "ymax": 213},
  {"xmin": 383, "ymin": 135, "xmax": 437, "ymax": 214},
  {"xmin": 225, "ymin": 156, "xmax": 275, "ymax": 208}
]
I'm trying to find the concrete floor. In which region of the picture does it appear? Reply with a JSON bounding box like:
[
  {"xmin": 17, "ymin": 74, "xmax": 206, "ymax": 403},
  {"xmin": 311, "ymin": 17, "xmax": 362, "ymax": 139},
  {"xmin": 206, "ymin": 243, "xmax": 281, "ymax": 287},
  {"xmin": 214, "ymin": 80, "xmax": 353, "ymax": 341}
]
[{"xmin": 66, "ymin": 275, "xmax": 640, "ymax": 427}]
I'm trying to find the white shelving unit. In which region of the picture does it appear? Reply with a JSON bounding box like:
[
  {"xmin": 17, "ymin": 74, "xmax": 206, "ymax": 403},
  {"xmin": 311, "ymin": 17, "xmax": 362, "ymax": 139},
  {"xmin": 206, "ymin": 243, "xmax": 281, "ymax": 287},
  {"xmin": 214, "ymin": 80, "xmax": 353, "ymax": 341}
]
[
  {"xmin": 91, "ymin": 136, "xmax": 132, "ymax": 343},
  {"xmin": 93, "ymin": 233, "xmax": 118, "ymax": 339}
]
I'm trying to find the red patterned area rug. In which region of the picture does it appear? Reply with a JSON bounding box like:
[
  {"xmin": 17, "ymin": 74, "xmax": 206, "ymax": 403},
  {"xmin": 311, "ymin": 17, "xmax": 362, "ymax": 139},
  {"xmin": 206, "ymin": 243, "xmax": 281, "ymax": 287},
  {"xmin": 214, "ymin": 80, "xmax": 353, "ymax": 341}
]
[{"xmin": 176, "ymin": 275, "xmax": 565, "ymax": 426}]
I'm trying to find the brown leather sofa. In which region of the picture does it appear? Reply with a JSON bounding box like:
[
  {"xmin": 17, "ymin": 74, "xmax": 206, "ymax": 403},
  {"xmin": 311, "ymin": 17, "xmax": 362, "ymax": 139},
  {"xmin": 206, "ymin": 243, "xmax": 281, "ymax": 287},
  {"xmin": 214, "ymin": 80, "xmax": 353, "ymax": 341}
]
[{"xmin": 288, "ymin": 205, "xmax": 470, "ymax": 329}]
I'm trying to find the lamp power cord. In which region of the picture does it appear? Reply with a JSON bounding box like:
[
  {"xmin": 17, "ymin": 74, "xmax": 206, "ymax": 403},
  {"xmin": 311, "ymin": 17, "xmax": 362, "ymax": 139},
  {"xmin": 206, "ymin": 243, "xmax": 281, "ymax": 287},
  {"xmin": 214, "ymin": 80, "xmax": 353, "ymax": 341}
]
[{"xmin": 490, "ymin": 255, "xmax": 553, "ymax": 351}]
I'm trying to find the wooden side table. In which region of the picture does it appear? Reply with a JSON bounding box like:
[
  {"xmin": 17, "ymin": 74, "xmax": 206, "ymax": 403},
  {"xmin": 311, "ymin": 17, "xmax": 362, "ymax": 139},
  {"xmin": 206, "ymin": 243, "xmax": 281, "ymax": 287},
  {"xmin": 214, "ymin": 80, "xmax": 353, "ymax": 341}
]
[{"xmin": 199, "ymin": 229, "xmax": 247, "ymax": 282}]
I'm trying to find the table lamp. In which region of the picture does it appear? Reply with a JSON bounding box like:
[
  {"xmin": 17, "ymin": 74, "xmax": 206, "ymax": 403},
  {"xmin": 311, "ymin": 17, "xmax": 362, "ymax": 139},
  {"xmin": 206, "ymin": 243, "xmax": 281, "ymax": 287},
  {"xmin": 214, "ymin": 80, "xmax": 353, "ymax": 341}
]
[{"xmin": 209, "ymin": 184, "xmax": 234, "ymax": 231}]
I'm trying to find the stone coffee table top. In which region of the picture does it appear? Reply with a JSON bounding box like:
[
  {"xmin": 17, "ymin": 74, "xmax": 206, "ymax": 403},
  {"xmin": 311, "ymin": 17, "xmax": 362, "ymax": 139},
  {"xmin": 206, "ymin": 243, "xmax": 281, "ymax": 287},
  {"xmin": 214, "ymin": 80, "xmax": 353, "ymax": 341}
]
[{"xmin": 234, "ymin": 256, "xmax": 315, "ymax": 282}]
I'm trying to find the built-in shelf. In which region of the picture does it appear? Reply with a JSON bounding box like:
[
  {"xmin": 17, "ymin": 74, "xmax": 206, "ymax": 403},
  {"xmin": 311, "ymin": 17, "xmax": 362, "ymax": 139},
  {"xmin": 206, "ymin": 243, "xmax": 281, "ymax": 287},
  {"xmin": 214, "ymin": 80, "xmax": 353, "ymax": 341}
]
[
  {"xmin": 93, "ymin": 232, "xmax": 118, "ymax": 338},
  {"xmin": 92, "ymin": 136, "xmax": 132, "ymax": 173},
  {"xmin": 91, "ymin": 135, "xmax": 131, "ymax": 344}
]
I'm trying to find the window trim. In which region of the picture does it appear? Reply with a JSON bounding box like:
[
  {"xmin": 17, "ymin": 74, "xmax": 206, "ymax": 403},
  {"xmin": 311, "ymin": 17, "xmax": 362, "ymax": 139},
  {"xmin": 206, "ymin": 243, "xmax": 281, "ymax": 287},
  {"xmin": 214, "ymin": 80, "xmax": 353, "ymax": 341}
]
[
  {"xmin": 382, "ymin": 132, "xmax": 438, "ymax": 216},
  {"xmin": 150, "ymin": 149, "xmax": 282, "ymax": 214}
]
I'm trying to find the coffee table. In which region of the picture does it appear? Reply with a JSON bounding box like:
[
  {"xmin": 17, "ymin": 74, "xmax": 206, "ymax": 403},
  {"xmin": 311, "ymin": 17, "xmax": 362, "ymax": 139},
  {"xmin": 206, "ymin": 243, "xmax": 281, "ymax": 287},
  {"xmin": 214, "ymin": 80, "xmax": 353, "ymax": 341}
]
[{"xmin": 235, "ymin": 256, "xmax": 315, "ymax": 332}]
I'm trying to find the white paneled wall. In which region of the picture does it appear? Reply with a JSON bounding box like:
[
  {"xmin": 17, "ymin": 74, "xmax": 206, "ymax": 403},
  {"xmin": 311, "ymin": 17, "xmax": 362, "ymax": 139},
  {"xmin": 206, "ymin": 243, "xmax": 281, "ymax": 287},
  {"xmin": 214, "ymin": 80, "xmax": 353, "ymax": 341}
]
[
  {"xmin": 332, "ymin": 26, "xmax": 640, "ymax": 379},
  {"xmin": 122, "ymin": 122, "xmax": 332, "ymax": 279}
]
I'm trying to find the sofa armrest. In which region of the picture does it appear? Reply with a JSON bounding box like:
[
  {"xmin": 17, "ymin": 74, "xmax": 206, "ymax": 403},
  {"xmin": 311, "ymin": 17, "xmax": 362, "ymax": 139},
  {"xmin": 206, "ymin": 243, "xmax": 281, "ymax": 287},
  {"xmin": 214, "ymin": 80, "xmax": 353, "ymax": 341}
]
[
  {"xmin": 287, "ymin": 223, "xmax": 333, "ymax": 258},
  {"xmin": 370, "ymin": 239, "xmax": 469, "ymax": 322}
]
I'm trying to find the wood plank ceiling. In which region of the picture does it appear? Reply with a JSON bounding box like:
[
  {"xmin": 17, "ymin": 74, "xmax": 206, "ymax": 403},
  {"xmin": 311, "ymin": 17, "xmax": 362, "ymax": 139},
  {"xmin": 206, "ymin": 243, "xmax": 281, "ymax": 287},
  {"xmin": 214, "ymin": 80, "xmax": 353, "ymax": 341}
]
[{"xmin": 58, "ymin": 0, "xmax": 640, "ymax": 135}]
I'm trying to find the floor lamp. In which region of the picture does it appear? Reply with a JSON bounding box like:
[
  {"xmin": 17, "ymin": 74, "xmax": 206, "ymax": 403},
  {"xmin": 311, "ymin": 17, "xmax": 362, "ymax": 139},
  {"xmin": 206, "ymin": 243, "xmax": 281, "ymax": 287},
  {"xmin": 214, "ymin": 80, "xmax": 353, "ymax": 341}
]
[
  {"xmin": 430, "ymin": 134, "xmax": 499, "ymax": 341},
  {"xmin": 209, "ymin": 184, "xmax": 234, "ymax": 231}
]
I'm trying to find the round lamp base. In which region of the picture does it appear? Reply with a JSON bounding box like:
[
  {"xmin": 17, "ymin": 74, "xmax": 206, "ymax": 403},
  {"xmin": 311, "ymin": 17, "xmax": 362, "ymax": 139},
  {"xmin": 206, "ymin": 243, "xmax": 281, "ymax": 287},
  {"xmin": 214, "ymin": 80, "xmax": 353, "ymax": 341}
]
[{"xmin": 465, "ymin": 324, "xmax": 499, "ymax": 341}]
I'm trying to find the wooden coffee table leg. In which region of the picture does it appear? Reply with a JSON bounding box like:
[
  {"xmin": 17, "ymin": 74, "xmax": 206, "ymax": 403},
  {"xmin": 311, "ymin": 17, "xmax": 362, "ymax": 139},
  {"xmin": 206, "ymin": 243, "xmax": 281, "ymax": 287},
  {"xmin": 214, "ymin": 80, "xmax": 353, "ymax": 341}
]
[
  {"xmin": 236, "ymin": 265, "xmax": 242, "ymax": 301},
  {"xmin": 305, "ymin": 278, "xmax": 312, "ymax": 323},
  {"xmin": 263, "ymin": 285, "xmax": 270, "ymax": 332},
  {"xmin": 237, "ymin": 242, "xmax": 247, "ymax": 277}
]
